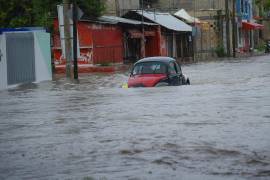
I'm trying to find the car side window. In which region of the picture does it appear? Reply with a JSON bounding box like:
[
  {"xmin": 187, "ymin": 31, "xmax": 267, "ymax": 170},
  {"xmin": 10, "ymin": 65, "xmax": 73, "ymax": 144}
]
[
  {"xmin": 132, "ymin": 65, "xmax": 142, "ymax": 75},
  {"xmin": 169, "ymin": 62, "xmax": 177, "ymax": 75},
  {"xmin": 174, "ymin": 62, "xmax": 182, "ymax": 74}
]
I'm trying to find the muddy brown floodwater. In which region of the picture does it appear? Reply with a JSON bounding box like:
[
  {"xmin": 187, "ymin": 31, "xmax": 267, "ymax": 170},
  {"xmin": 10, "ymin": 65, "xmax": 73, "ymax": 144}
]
[{"xmin": 0, "ymin": 55, "xmax": 270, "ymax": 180}]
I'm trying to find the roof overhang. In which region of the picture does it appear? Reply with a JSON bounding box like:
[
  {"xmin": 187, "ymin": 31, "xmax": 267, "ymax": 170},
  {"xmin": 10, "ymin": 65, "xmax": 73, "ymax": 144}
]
[
  {"xmin": 174, "ymin": 9, "xmax": 201, "ymax": 24},
  {"xmin": 242, "ymin": 22, "xmax": 264, "ymax": 30},
  {"xmin": 134, "ymin": 10, "xmax": 192, "ymax": 32},
  {"xmin": 98, "ymin": 16, "xmax": 157, "ymax": 26}
]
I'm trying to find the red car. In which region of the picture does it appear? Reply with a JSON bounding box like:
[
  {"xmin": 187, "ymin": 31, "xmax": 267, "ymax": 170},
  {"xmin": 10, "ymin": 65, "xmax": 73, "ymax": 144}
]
[{"xmin": 128, "ymin": 57, "xmax": 190, "ymax": 88}]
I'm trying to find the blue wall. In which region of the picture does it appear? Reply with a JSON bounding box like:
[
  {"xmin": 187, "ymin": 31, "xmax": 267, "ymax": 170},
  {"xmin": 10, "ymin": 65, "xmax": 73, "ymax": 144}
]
[{"xmin": 236, "ymin": 0, "xmax": 252, "ymax": 20}]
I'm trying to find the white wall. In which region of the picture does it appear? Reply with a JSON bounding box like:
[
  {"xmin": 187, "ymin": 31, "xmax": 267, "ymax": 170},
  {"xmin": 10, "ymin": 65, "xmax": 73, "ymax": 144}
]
[
  {"xmin": 0, "ymin": 35, "xmax": 7, "ymax": 90},
  {"xmin": 0, "ymin": 31, "xmax": 52, "ymax": 90},
  {"xmin": 34, "ymin": 32, "xmax": 52, "ymax": 82}
]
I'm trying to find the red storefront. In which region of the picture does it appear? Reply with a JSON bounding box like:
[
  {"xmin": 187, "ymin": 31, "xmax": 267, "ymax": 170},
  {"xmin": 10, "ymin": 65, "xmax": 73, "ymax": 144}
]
[
  {"xmin": 52, "ymin": 16, "xmax": 162, "ymax": 73},
  {"xmin": 52, "ymin": 19, "xmax": 123, "ymax": 69},
  {"xmin": 98, "ymin": 16, "xmax": 162, "ymax": 63},
  {"xmin": 241, "ymin": 21, "xmax": 264, "ymax": 52}
]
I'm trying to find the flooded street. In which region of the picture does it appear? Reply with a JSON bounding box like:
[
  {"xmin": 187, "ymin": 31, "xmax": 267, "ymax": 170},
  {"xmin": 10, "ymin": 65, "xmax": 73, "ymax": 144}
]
[{"xmin": 0, "ymin": 55, "xmax": 270, "ymax": 180}]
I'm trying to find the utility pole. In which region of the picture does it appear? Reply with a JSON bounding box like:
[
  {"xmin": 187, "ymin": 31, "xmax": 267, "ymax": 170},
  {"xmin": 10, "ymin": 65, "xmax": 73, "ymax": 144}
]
[
  {"xmin": 73, "ymin": 0, "xmax": 78, "ymax": 79},
  {"xmin": 63, "ymin": 0, "xmax": 72, "ymax": 78},
  {"xmin": 115, "ymin": 0, "xmax": 120, "ymax": 16},
  {"xmin": 232, "ymin": 0, "xmax": 236, "ymax": 58},
  {"xmin": 141, "ymin": 0, "xmax": 145, "ymax": 58},
  {"xmin": 193, "ymin": 0, "xmax": 196, "ymax": 62},
  {"xmin": 225, "ymin": 0, "xmax": 231, "ymax": 57}
]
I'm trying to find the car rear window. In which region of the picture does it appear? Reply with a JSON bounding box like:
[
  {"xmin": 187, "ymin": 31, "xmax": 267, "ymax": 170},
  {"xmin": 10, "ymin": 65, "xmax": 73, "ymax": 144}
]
[{"xmin": 133, "ymin": 62, "xmax": 167, "ymax": 75}]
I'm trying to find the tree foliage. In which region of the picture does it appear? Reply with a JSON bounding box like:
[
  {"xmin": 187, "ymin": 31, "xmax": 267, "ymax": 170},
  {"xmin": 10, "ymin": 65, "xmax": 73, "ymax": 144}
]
[
  {"xmin": 256, "ymin": 0, "xmax": 270, "ymax": 10},
  {"xmin": 0, "ymin": 0, "xmax": 105, "ymax": 29},
  {"xmin": 77, "ymin": 0, "xmax": 105, "ymax": 18}
]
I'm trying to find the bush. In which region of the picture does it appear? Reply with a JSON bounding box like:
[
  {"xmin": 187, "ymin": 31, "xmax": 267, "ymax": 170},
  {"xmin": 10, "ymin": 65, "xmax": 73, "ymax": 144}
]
[
  {"xmin": 215, "ymin": 45, "xmax": 226, "ymax": 57},
  {"xmin": 255, "ymin": 41, "xmax": 266, "ymax": 52}
]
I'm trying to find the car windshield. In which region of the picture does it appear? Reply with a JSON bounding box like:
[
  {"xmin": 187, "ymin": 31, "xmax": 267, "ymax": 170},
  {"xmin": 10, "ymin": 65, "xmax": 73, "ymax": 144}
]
[{"xmin": 132, "ymin": 62, "xmax": 167, "ymax": 75}]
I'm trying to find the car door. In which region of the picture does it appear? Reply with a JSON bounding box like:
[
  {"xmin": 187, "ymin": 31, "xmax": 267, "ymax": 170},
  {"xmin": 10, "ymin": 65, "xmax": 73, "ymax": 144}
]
[
  {"xmin": 175, "ymin": 62, "xmax": 185, "ymax": 85},
  {"xmin": 168, "ymin": 62, "xmax": 181, "ymax": 85}
]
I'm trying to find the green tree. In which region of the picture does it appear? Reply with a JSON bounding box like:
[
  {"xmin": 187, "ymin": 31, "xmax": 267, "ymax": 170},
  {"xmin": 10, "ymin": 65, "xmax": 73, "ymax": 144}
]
[
  {"xmin": 77, "ymin": 0, "xmax": 105, "ymax": 18},
  {"xmin": 0, "ymin": 0, "xmax": 105, "ymax": 29},
  {"xmin": 31, "ymin": 0, "xmax": 61, "ymax": 29},
  {"xmin": 256, "ymin": 0, "xmax": 270, "ymax": 10},
  {"xmin": 0, "ymin": 0, "xmax": 32, "ymax": 28}
]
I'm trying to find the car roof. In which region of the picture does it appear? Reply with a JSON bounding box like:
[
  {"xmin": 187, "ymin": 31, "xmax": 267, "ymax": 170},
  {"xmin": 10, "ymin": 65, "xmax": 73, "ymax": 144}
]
[{"xmin": 135, "ymin": 56, "xmax": 176, "ymax": 65}]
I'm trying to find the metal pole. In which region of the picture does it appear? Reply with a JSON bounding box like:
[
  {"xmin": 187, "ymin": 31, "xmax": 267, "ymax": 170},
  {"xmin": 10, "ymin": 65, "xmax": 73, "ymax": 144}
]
[
  {"xmin": 232, "ymin": 0, "xmax": 236, "ymax": 58},
  {"xmin": 141, "ymin": 0, "xmax": 145, "ymax": 58},
  {"xmin": 193, "ymin": 0, "xmax": 196, "ymax": 62},
  {"xmin": 73, "ymin": 0, "xmax": 78, "ymax": 79},
  {"xmin": 115, "ymin": 0, "xmax": 120, "ymax": 16},
  {"xmin": 225, "ymin": 0, "xmax": 231, "ymax": 57}
]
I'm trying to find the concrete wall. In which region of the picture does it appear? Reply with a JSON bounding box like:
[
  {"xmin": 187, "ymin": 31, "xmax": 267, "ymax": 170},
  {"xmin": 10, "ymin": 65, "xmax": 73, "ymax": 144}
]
[
  {"xmin": 0, "ymin": 35, "xmax": 7, "ymax": 90},
  {"xmin": 104, "ymin": 0, "xmax": 117, "ymax": 15},
  {"xmin": 104, "ymin": 0, "xmax": 140, "ymax": 16},
  {"xmin": 262, "ymin": 20, "xmax": 270, "ymax": 40}
]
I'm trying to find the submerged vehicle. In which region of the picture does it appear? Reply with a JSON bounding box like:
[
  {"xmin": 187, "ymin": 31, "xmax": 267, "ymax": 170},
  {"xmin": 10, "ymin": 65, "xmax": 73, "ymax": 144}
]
[{"xmin": 127, "ymin": 57, "xmax": 190, "ymax": 88}]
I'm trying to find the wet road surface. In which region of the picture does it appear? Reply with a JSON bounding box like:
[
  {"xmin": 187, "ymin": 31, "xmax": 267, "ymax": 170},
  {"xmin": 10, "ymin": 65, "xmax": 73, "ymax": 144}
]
[{"xmin": 0, "ymin": 55, "xmax": 270, "ymax": 180}]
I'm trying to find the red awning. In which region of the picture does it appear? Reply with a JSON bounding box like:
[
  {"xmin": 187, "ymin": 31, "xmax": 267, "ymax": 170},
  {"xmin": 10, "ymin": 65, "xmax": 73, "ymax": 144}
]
[{"xmin": 242, "ymin": 22, "xmax": 264, "ymax": 30}]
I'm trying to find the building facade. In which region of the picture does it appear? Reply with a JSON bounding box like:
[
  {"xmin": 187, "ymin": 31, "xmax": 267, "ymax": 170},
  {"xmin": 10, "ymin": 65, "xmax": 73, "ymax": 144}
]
[
  {"xmin": 236, "ymin": 0, "xmax": 253, "ymax": 52},
  {"xmin": 103, "ymin": 0, "xmax": 265, "ymax": 59}
]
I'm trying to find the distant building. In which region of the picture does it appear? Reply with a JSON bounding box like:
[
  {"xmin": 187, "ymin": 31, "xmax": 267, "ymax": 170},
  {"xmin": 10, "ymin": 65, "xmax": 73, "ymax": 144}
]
[
  {"xmin": 124, "ymin": 10, "xmax": 193, "ymax": 61},
  {"xmin": 236, "ymin": 0, "xmax": 264, "ymax": 52},
  {"xmin": 104, "ymin": 0, "xmax": 140, "ymax": 16},
  {"xmin": 103, "ymin": 0, "xmax": 265, "ymax": 59}
]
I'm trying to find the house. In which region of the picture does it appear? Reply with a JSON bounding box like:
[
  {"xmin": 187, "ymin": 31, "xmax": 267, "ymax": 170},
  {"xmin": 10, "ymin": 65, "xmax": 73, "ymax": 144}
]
[
  {"xmin": 144, "ymin": 0, "xmax": 228, "ymax": 58},
  {"xmin": 52, "ymin": 14, "xmax": 163, "ymax": 73},
  {"xmin": 236, "ymin": 0, "xmax": 264, "ymax": 52},
  {"xmin": 124, "ymin": 10, "xmax": 193, "ymax": 61},
  {"xmin": 98, "ymin": 15, "xmax": 161, "ymax": 63},
  {"xmin": 53, "ymin": 19, "xmax": 124, "ymax": 69}
]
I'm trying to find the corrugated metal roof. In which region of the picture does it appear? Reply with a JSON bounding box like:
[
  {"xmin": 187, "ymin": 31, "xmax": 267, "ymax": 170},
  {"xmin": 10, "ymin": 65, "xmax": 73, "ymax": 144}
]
[
  {"xmin": 174, "ymin": 9, "xmax": 201, "ymax": 24},
  {"xmin": 134, "ymin": 10, "xmax": 192, "ymax": 32},
  {"xmin": 98, "ymin": 16, "xmax": 157, "ymax": 26}
]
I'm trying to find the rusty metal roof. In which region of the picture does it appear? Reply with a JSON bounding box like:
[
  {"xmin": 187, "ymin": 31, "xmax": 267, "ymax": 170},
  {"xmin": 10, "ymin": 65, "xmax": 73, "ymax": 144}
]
[{"xmin": 98, "ymin": 16, "xmax": 157, "ymax": 26}]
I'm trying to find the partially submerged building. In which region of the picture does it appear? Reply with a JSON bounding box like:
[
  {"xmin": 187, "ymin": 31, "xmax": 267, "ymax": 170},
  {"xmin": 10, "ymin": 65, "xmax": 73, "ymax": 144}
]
[
  {"xmin": 52, "ymin": 15, "xmax": 162, "ymax": 72},
  {"xmin": 124, "ymin": 10, "xmax": 193, "ymax": 61},
  {"xmin": 98, "ymin": 16, "xmax": 160, "ymax": 63}
]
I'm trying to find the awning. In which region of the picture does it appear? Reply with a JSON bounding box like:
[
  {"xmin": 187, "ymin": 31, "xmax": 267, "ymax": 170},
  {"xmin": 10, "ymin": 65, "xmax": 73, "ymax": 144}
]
[
  {"xmin": 134, "ymin": 10, "xmax": 192, "ymax": 32},
  {"xmin": 174, "ymin": 9, "xmax": 200, "ymax": 24},
  {"xmin": 242, "ymin": 22, "xmax": 264, "ymax": 30}
]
